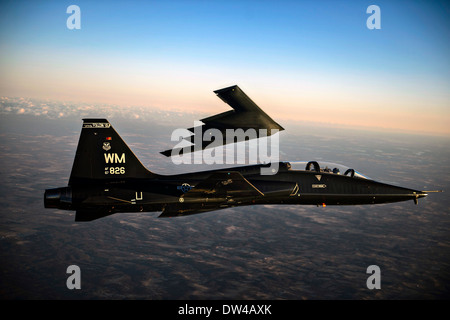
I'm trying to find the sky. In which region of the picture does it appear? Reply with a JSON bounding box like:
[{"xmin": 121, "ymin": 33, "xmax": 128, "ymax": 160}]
[{"xmin": 0, "ymin": 0, "xmax": 449, "ymax": 135}]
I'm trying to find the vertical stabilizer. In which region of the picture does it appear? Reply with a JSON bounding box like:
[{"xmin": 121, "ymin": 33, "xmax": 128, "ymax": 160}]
[{"xmin": 69, "ymin": 119, "xmax": 156, "ymax": 185}]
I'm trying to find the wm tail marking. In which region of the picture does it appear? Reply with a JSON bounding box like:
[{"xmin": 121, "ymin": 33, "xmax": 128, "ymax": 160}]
[{"xmin": 104, "ymin": 153, "xmax": 126, "ymax": 164}]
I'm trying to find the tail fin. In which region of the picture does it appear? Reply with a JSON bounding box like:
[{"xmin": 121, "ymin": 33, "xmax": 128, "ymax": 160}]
[{"xmin": 69, "ymin": 119, "xmax": 156, "ymax": 185}]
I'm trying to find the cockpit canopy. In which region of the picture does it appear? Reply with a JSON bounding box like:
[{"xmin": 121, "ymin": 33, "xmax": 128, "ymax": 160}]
[{"xmin": 284, "ymin": 161, "xmax": 371, "ymax": 180}]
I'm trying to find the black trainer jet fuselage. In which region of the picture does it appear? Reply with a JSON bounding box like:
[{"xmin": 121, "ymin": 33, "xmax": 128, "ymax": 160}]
[{"xmin": 44, "ymin": 119, "xmax": 430, "ymax": 221}]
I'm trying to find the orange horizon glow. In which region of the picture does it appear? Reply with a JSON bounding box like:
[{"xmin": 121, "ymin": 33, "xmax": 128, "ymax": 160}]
[
  {"xmin": 1, "ymin": 1, "xmax": 449, "ymax": 137},
  {"xmin": 1, "ymin": 73, "xmax": 449, "ymax": 137},
  {"xmin": 2, "ymin": 51, "xmax": 448, "ymax": 136}
]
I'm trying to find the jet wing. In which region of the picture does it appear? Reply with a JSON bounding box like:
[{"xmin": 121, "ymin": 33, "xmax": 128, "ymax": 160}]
[
  {"xmin": 160, "ymin": 85, "xmax": 284, "ymax": 157},
  {"xmin": 158, "ymin": 206, "xmax": 223, "ymax": 218},
  {"xmin": 202, "ymin": 85, "xmax": 284, "ymax": 131},
  {"xmin": 184, "ymin": 171, "xmax": 264, "ymax": 198},
  {"xmin": 158, "ymin": 171, "xmax": 264, "ymax": 217}
]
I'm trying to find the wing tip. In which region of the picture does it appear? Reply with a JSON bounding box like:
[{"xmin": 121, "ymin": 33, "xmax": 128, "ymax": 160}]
[{"xmin": 213, "ymin": 84, "xmax": 239, "ymax": 95}]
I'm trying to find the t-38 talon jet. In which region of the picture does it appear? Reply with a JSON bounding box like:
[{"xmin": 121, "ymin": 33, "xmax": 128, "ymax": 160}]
[{"xmin": 44, "ymin": 118, "xmax": 438, "ymax": 221}]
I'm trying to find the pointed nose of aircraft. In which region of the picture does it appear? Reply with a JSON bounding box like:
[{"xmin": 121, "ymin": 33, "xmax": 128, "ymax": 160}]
[
  {"xmin": 412, "ymin": 190, "xmax": 428, "ymax": 204},
  {"xmin": 366, "ymin": 180, "xmax": 440, "ymax": 205},
  {"xmin": 413, "ymin": 190, "xmax": 442, "ymax": 204}
]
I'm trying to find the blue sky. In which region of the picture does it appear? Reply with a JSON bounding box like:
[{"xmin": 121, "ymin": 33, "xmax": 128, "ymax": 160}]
[{"xmin": 1, "ymin": 0, "xmax": 449, "ymax": 134}]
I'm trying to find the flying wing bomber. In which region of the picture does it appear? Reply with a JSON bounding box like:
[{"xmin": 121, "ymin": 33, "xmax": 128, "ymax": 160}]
[
  {"xmin": 44, "ymin": 115, "xmax": 438, "ymax": 221},
  {"xmin": 160, "ymin": 85, "xmax": 284, "ymax": 157}
]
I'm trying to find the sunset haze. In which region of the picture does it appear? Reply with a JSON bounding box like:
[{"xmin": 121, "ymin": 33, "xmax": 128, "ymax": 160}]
[{"xmin": 1, "ymin": 0, "xmax": 449, "ymax": 135}]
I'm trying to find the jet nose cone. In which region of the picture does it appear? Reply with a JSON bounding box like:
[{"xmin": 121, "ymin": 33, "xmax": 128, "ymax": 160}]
[
  {"xmin": 412, "ymin": 191, "xmax": 427, "ymax": 205},
  {"xmin": 412, "ymin": 190, "xmax": 444, "ymax": 204},
  {"xmin": 416, "ymin": 190, "xmax": 443, "ymax": 200}
]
